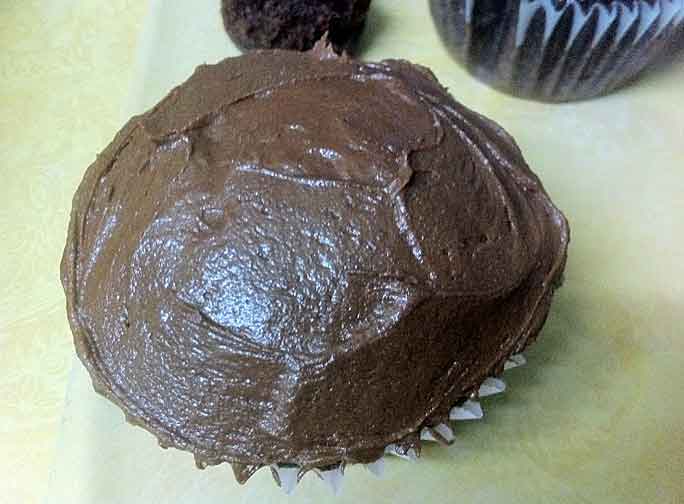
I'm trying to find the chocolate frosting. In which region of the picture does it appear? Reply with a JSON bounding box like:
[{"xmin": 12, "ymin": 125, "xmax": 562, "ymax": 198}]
[{"xmin": 61, "ymin": 43, "xmax": 569, "ymax": 475}]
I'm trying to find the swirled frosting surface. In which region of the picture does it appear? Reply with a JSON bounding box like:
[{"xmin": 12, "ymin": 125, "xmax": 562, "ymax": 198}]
[{"xmin": 61, "ymin": 44, "xmax": 569, "ymax": 472}]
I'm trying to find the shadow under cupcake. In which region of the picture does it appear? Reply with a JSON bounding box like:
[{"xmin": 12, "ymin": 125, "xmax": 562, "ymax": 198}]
[{"xmin": 430, "ymin": 0, "xmax": 684, "ymax": 102}]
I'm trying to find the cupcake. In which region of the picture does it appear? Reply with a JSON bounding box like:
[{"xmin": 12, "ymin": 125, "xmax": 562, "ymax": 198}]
[
  {"xmin": 221, "ymin": 0, "xmax": 372, "ymax": 53},
  {"xmin": 430, "ymin": 0, "xmax": 684, "ymax": 101},
  {"xmin": 60, "ymin": 41, "xmax": 569, "ymax": 494}
]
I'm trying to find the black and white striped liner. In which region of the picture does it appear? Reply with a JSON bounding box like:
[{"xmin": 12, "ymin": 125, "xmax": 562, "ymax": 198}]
[
  {"xmin": 264, "ymin": 353, "xmax": 526, "ymax": 495},
  {"xmin": 430, "ymin": 0, "xmax": 684, "ymax": 101}
]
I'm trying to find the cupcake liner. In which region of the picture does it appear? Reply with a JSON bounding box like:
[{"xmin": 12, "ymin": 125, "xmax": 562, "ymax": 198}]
[
  {"xmin": 241, "ymin": 353, "xmax": 527, "ymax": 495},
  {"xmin": 430, "ymin": 0, "xmax": 684, "ymax": 101},
  {"xmin": 449, "ymin": 398, "xmax": 485, "ymax": 420},
  {"xmin": 270, "ymin": 465, "xmax": 300, "ymax": 495},
  {"xmin": 478, "ymin": 376, "xmax": 507, "ymax": 396},
  {"xmin": 420, "ymin": 422, "xmax": 456, "ymax": 443}
]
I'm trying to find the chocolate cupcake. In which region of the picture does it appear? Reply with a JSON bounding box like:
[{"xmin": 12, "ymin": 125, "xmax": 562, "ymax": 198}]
[
  {"xmin": 221, "ymin": 0, "xmax": 372, "ymax": 53},
  {"xmin": 430, "ymin": 0, "xmax": 684, "ymax": 101},
  {"xmin": 61, "ymin": 42, "xmax": 569, "ymax": 493}
]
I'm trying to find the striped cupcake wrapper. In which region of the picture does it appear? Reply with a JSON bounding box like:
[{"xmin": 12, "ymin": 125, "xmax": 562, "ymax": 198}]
[{"xmin": 430, "ymin": 0, "xmax": 684, "ymax": 101}]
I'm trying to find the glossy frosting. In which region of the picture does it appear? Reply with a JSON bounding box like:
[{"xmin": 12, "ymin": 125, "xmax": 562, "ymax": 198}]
[{"xmin": 61, "ymin": 43, "xmax": 569, "ymax": 475}]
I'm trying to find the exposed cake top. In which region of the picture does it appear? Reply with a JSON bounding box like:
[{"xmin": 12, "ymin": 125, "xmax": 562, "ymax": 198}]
[{"xmin": 221, "ymin": 0, "xmax": 372, "ymax": 53}]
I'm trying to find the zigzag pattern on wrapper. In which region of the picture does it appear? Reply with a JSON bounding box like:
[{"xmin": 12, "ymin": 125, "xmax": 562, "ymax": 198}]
[{"xmin": 431, "ymin": 0, "xmax": 684, "ymax": 101}]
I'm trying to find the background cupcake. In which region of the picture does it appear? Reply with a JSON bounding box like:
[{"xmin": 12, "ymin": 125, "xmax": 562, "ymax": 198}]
[
  {"xmin": 221, "ymin": 0, "xmax": 372, "ymax": 53},
  {"xmin": 430, "ymin": 0, "xmax": 684, "ymax": 101}
]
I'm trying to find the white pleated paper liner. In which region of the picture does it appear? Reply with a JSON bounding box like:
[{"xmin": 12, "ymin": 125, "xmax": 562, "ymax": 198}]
[
  {"xmin": 237, "ymin": 353, "xmax": 527, "ymax": 496},
  {"xmin": 429, "ymin": 0, "xmax": 684, "ymax": 102}
]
